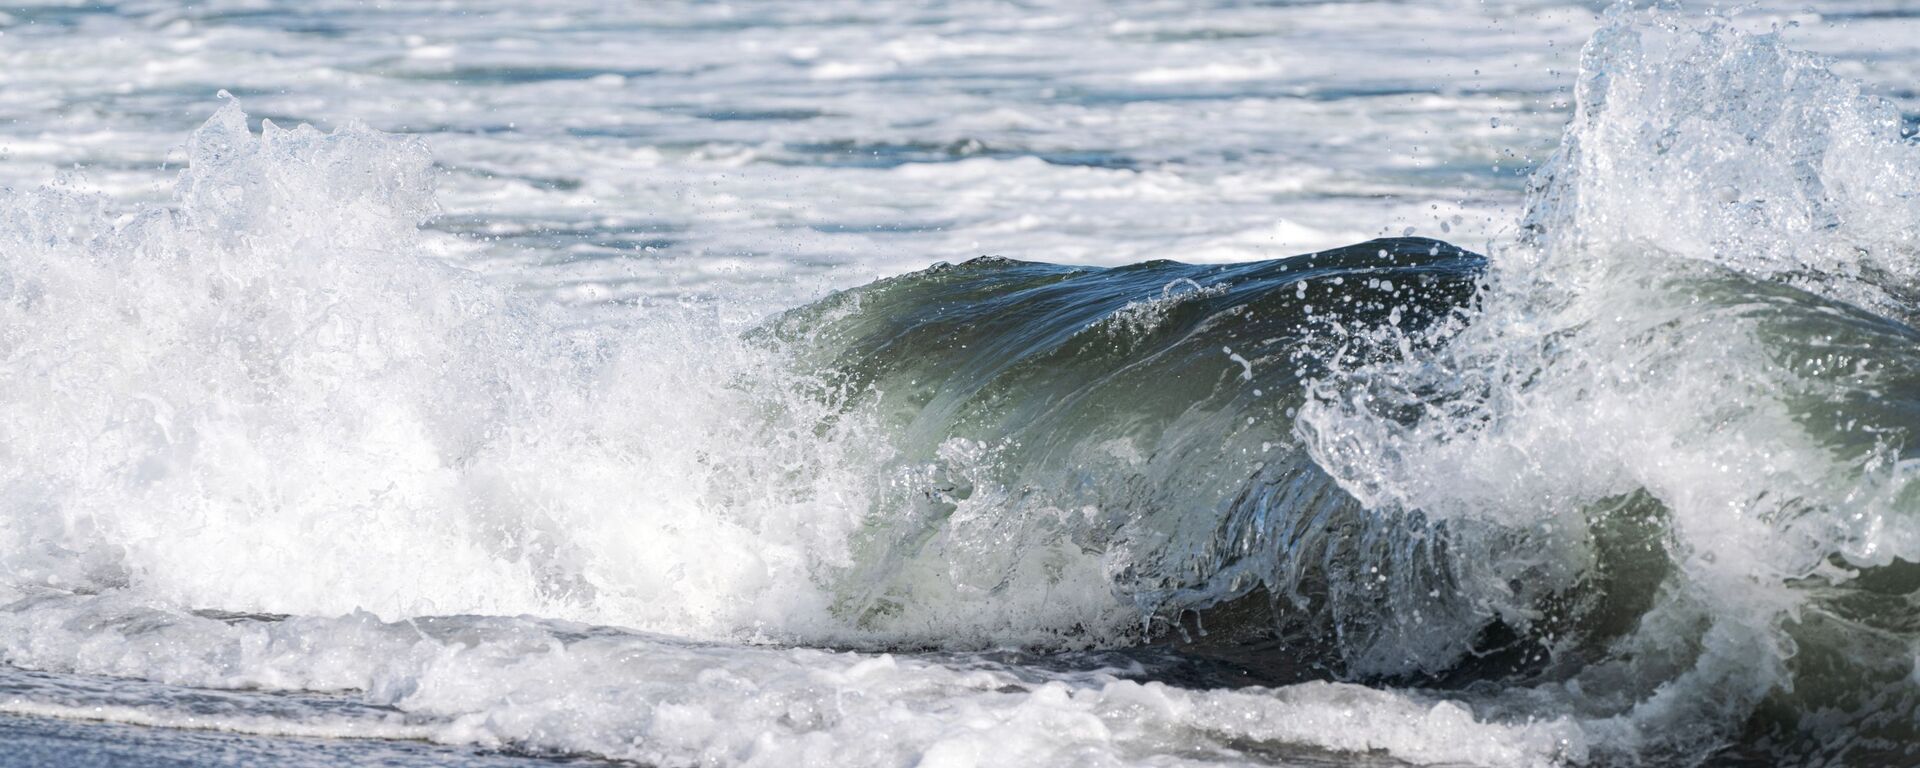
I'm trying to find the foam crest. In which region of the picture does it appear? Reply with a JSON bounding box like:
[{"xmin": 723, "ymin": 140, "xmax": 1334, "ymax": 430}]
[
  {"xmin": 1300, "ymin": 7, "xmax": 1920, "ymax": 761},
  {"xmin": 1520, "ymin": 7, "xmax": 1920, "ymax": 313},
  {"xmin": 0, "ymin": 99, "xmax": 862, "ymax": 639}
]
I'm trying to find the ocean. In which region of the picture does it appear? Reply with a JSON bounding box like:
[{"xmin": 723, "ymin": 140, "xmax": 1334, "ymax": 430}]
[{"xmin": 2, "ymin": 1, "xmax": 1919, "ymax": 765}]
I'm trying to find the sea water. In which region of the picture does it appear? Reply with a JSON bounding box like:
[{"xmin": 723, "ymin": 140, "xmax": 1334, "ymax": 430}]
[{"xmin": 2, "ymin": 1, "xmax": 1919, "ymax": 766}]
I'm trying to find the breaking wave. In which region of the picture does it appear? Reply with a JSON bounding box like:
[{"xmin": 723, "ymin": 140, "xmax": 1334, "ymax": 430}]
[{"xmin": 2, "ymin": 7, "xmax": 1917, "ymax": 767}]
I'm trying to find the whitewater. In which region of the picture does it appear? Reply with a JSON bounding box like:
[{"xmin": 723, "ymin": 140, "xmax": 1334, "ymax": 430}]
[{"xmin": 2, "ymin": 1, "xmax": 1919, "ymax": 766}]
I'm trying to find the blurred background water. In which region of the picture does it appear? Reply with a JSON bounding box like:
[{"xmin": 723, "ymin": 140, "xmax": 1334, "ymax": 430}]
[{"xmin": 2, "ymin": 0, "xmax": 1907, "ymax": 309}]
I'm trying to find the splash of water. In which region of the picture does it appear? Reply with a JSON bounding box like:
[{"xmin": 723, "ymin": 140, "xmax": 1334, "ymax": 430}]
[
  {"xmin": 0, "ymin": 95, "xmax": 898, "ymax": 641},
  {"xmin": 1300, "ymin": 6, "xmax": 1920, "ymax": 762}
]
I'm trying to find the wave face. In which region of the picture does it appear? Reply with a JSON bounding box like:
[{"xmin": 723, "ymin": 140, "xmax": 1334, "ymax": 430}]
[
  {"xmin": 1, "ymin": 6, "xmax": 1918, "ymax": 768},
  {"xmin": 768, "ymin": 238, "xmax": 1488, "ymax": 667}
]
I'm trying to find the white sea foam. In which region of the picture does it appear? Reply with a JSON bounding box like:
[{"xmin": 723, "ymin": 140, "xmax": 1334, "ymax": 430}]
[
  {"xmin": 1300, "ymin": 6, "xmax": 1920, "ymax": 761},
  {"xmin": 0, "ymin": 593, "xmax": 1584, "ymax": 768},
  {"xmin": 4, "ymin": 100, "xmax": 799, "ymax": 627}
]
